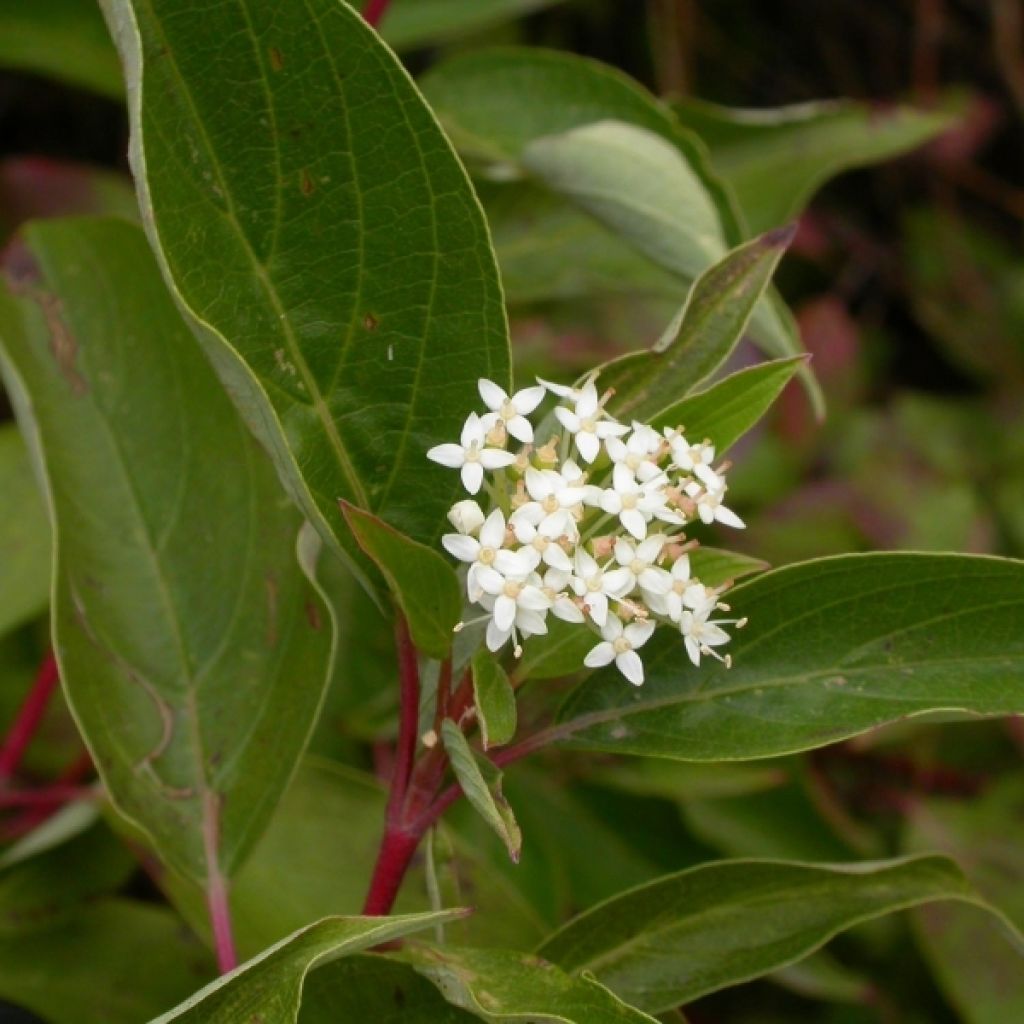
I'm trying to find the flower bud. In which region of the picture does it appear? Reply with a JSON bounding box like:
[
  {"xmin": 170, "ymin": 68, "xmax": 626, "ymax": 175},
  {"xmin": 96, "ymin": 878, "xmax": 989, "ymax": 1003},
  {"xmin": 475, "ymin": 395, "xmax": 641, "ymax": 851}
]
[{"xmin": 448, "ymin": 499, "xmax": 485, "ymax": 535}]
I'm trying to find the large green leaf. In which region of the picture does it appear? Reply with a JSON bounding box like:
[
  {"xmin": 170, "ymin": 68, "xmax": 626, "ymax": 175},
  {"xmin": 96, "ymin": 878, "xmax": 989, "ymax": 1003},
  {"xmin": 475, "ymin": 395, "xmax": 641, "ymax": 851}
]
[
  {"xmin": 555, "ymin": 553, "xmax": 1024, "ymax": 760},
  {"xmin": 675, "ymin": 97, "xmax": 956, "ymax": 235},
  {"xmin": 471, "ymin": 649, "xmax": 516, "ymax": 750},
  {"xmin": 379, "ymin": 0, "xmax": 566, "ymax": 50},
  {"xmin": 342, "ymin": 502, "xmax": 461, "ymax": 659},
  {"xmin": 419, "ymin": 47, "xmax": 740, "ymax": 241},
  {"xmin": 0, "ymin": 217, "xmax": 333, "ymax": 889},
  {"xmin": 298, "ymin": 954, "xmax": 477, "ymax": 1022},
  {"xmin": 538, "ymin": 855, "xmax": 1023, "ymax": 1014},
  {"xmin": 591, "ymin": 228, "xmax": 797, "ymax": 422},
  {"xmin": 648, "ymin": 356, "xmax": 805, "ymax": 451},
  {"xmin": 0, "ymin": 0, "xmax": 123, "ymax": 98},
  {"xmin": 401, "ymin": 945, "xmax": 659, "ymax": 1023},
  {"xmin": 152, "ymin": 911, "xmax": 464, "ymax": 1024},
  {"xmin": 905, "ymin": 779, "xmax": 1024, "ymax": 1023},
  {"xmin": 0, "ymin": 900, "xmax": 214, "ymax": 1024},
  {"xmin": 0, "ymin": 424, "xmax": 50, "ymax": 636},
  {"xmin": 102, "ymin": 0, "xmax": 511, "ymax": 583}
]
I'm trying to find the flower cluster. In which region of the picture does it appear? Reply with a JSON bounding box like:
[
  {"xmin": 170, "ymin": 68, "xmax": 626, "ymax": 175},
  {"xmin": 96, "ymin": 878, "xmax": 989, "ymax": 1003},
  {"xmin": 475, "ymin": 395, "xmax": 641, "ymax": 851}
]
[{"xmin": 427, "ymin": 376, "xmax": 747, "ymax": 685}]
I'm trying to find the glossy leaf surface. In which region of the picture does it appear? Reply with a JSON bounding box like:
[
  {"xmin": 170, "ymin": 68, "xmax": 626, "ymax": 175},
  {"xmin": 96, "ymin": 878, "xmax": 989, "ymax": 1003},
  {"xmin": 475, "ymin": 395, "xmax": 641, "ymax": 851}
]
[
  {"xmin": 0, "ymin": 424, "xmax": 50, "ymax": 636},
  {"xmin": 471, "ymin": 649, "xmax": 516, "ymax": 749},
  {"xmin": 675, "ymin": 97, "xmax": 956, "ymax": 234},
  {"xmin": 539, "ymin": 855, "xmax": 1021, "ymax": 1013},
  {"xmin": 342, "ymin": 502, "xmax": 461, "ymax": 659},
  {"xmin": 0, "ymin": 217, "xmax": 333, "ymax": 886},
  {"xmin": 103, "ymin": 0, "xmax": 511, "ymax": 576},
  {"xmin": 403, "ymin": 945, "xmax": 659, "ymax": 1023},
  {"xmin": 152, "ymin": 911, "xmax": 463, "ymax": 1024},
  {"xmin": 556, "ymin": 553, "xmax": 1024, "ymax": 760}
]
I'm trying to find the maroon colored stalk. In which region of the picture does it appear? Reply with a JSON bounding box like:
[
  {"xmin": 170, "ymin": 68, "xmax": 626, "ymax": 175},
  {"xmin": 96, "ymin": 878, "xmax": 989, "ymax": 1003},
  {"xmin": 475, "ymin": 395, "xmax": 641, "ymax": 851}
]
[
  {"xmin": 362, "ymin": 614, "xmax": 423, "ymax": 915},
  {"xmin": 362, "ymin": 0, "xmax": 392, "ymax": 29},
  {"xmin": 0, "ymin": 651, "xmax": 60, "ymax": 781}
]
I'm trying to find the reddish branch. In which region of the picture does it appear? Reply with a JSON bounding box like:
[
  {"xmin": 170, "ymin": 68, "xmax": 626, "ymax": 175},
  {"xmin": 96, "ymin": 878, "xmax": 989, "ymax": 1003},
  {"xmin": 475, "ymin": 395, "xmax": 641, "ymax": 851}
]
[{"xmin": 0, "ymin": 650, "xmax": 60, "ymax": 781}]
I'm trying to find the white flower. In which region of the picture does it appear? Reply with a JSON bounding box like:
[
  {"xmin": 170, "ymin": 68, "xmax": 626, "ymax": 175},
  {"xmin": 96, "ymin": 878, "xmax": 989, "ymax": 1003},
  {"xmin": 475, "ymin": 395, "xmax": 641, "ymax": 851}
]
[
  {"xmin": 553, "ymin": 380, "xmax": 629, "ymax": 463},
  {"xmin": 474, "ymin": 568, "xmax": 552, "ymax": 653},
  {"xmin": 645, "ymin": 553, "xmax": 700, "ymax": 621},
  {"xmin": 605, "ymin": 423, "xmax": 664, "ymax": 483},
  {"xmin": 447, "ymin": 499, "xmax": 485, "ymax": 535},
  {"xmin": 612, "ymin": 535, "xmax": 673, "ymax": 603},
  {"xmin": 442, "ymin": 509, "xmax": 534, "ymax": 602},
  {"xmin": 600, "ymin": 463, "xmax": 678, "ymax": 540},
  {"xmin": 683, "ymin": 477, "xmax": 745, "ymax": 529},
  {"xmin": 537, "ymin": 376, "xmax": 582, "ymax": 400},
  {"xmin": 679, "ymin": 602, "xmax": 738, "ymax": 667},
  {"xmin": 511, "ymin": 467, "xmax": 588, "ymax": 540},
  {"xmin": 583, "ymin": 613, "xmax": 656, "ymax": 686},
  {"xmin": 427, "ymin": 413, "xmax": 517, "ymax": 494},
  {"xmin": 569, "ymin": 548, "xmax": 632, "ymax": 627},
  {"xmin": 541, "ymin": 567, "xmax": 585, "ymax": 623},
  {"xmin": 669, "ymin": 433, "xmax": 720, "ymax": 487},
  {"xmin": 478, "ymin": 378, "xmax": 547, "ymax": 444}
]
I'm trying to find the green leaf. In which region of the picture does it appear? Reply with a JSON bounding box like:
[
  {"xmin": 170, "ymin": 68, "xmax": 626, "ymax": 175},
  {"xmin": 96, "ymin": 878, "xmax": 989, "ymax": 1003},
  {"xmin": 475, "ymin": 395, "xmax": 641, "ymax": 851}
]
[
  {"xmin": 342, "ymin": 502, "xmax": 461, "ymax": 660},
  {"xmin": 519, "ymin": 122, "xmax": 811, "ymax": 401},
  {"xmin": 591, "ymin": 228, "xmax": 798, "ymax": 421},
  {"xmin": 538, "ymin": 855, "xmax": 1023, "ymax": 1013},
  {"xmin": 402, "ymin": 945, "xmax": 660, "ymax": 1023},
  {"xmin": 442, "ymin": 719, "xmax": 522, "ymax": 862},
  {"xmin": 0, "ymin": 0, "xmax": 123, "ymax": 99},
  {"xmin": 649, "ymin": 356, "xmax": 805, "ymax": 451},
  {"xmin": 555, "ymin": 553, "xmax": 1024, "ymax": 760},
  {"xmin": 905, "ymin": 779, "xmax": 1024, "ymax": 1023},
  {"xmin": 152, "ymin": 911, "xmax": 465, "ymax": 1024},
  {"xmin": 0, "ymin": 809, "xmax": 135, "ymax": 932},
  {"xmin": 0, "ymin": 423, "xmax": 49, "ymax": 636},
  {"xmin": 522, "ymin": 121, "xmax": 725, "ymax": 293},
  {"xmin": 675, "ymin": 97, "xmax": 956, "ymax": 235},
  {"xmin": 379, "ymin": 0, "xmax": 567, "ymax": 51},
  {"xmin": 298, "ymin": 954, "xmax": 478, "ymax": 1022},
  {"xmin": 0, "ymin": 217, "xmax": 333, "ymax": 888},
  {"xmin": 150, "ymin": 758, "xmax": 546, "ymax": 957},
  {"xmin": 0, "ymin": 900, "xmax": 215, "ymax": 1024},
  {"xmin": 419, "ymin": 48, "xmax": 740, "ymax": 242},
  {"xmin": 102, "ymin": 0, "xmax": 511, "ymax": 584},
  {"xmin": 472, "ymin": 649, "xmax": 517, "ymax": 750},
  {"xmin": 688, "ymin": 547, "xmax": 768, "ymax": 587}
]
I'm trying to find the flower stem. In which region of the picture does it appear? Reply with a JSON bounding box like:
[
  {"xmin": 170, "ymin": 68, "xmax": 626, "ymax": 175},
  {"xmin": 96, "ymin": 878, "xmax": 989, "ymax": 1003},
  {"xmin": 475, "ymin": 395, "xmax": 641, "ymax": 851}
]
[
  {"xmin": 0, "ymin": 651, "xmax": 60, "ymax": 782},
  {"xmin": 362, "ymin": 0, "xmax": 392, "ymax": 29},
  {"xmin": 206, "ymin": 870, "xmax": 239, "ymax": 974}
]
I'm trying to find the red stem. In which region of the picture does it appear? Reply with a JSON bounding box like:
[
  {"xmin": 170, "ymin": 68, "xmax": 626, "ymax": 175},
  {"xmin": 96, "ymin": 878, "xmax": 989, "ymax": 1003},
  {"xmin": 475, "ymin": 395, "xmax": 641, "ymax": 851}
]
[
  {"xmin": 363, "ymin": 614, "xmax": 422, "ymax": 916},
  {"xmin": 0, "ymin": 785, "xmax": 94, "ymax": 808},
  {"xmin": 0, "ymin": 651, "xmax": 60, "ymax": 781},
  {"xmin": 206, "ymin": 872, "xmax": 239, "ymax": 973},
  {"xmin": 362, "ymin": 0, "xmax": 392, "ymax": 29}
]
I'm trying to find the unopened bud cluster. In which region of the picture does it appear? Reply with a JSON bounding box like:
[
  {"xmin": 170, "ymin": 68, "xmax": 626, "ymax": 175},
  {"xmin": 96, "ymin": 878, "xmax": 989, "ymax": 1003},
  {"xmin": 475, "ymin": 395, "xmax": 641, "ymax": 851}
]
[{"xmin": 427, "ymin": 376, "xmax": 747, "ymax": 685}]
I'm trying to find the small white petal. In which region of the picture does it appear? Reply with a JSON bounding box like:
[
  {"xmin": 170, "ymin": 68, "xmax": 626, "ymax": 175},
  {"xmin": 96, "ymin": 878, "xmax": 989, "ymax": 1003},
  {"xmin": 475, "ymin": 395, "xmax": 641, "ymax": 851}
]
[
  {"xmin": 512, "ymin": 384, "xmax": 546, "ymax": 415},
  {"xmin": 715, "ymin": 505, "xmax": 746, "ymax": 529},
  {"xmin": 517, "ymin": 585, "xmax": 553, "ymax": 611},
  {"xmin": 506, "ymin": 415, "xmax": 534, "ymax": 443},
  {"xmin": 639, "ymin": 566, "xmax": 672, "ymax": 595},
  {"xmin": 479, "ymin": 449, "xmax": 517, "ymax": 470},
  {"xmin": 616, "ymin": 650, "xmax": 645, "ymax": 685},
  {"xmin": 479, "ymin": 508, "xmax": 506, "ymax": 549},
  {"xmin": 600, "ymin": 489, "xmax": 622, "ymax": 515},
  {"xmin": 448, "ymin": 499, "xmax": 485, "ymax": 534},
  {"xmin": 494, "ymin": 549, "xmax": 531, "ymax": 576},
  {"xmin": 601, "ymin": 614, "xmax": 625, "ymax": 641},
  {"xmin": 544, "ymin": 545, "xmax": 572, "ymax": 571},
  {"xmin": 553, "ymin": 406, "xmax": 581, "ymax": 433},
  {"xmin": 552, "ymin": 596, "xmax": 585, "ymax": 623},
  {"xmin": 460, "ymin": 412, "xmax": 484, "ymax": 448},
  {"xmin": 478, "ymin": 378, "xmax": 508, "ymax": 411},
  {"xmin": 625, "ymin": 619, "xmax": 656, "ymax": 648},
  {"xmin": 516, "ymin": 608, "xmax": 548, "ymax": 636},
  {"xmin": 486, "ymin": 619, "xmax": 511, "ymax": 652},
  {"xmin": 602, "ymin": 567, "xmax": 634, "ymax": 598},
  {"xmin": 427, "ymin": 443, "xmax": 466, "ymax": 469},
  {"xmin": 537, "ymin": 376, "xmax": 574, "ymax": 398},
  {"xmin": 575, "ymin": 431, "xmax": 601, "ymax": 464},
  {"xmin": 698, "ymin": 504, "xmax": 715, "ymax": 525},
  {"xmin": 621, "ymin": 507, "xmax": 648, "ymax": 540},
  {"xmin": 584, "ymin": 591, "xmax": 608, "ymax": 627},
  {"xmin": 637, "ymin": 535, "xmax": 667, "ymax": 562},
  {"xmin": 475, "ymin": 566, "xmax": 506, "ymax": 596},
  {"xmin": 461, "ymin": 461, "xmax": 484, "ymax": 494},
  {"xmin": 684, "ymin": 635, "xmax": 702, "ymax": 667},
  {"xmin": 494, "ymin": 594, "xmax": 517, "ymax": 632},
  {"xmin": 595, "ymin": 420, "xmax": 630, "ymax": 438},
  {"xmin": 442, "ymin": 533, "xmax": 479, "ymax": 562},
  {"xmin": 584, "ymin": 641, "xmax": 616, "ymax": 669}
]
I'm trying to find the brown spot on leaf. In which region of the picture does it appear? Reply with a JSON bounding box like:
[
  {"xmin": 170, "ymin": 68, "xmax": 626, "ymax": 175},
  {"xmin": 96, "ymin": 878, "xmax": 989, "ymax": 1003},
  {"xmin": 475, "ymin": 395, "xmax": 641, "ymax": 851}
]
[
  {"xmin": 305, "ymin": 599, "xmax": 322, "ymax": 631},
  {"xmin": 363, "ymin": 312, "xmax": 379, "ymax": 331},
  {"xmin": 300, "ymin": 169, "xmax": 315, "ymax": 196},
  {"xmin": 268, "ymin": 46, "xmax": 284, "ymax": 71}
]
